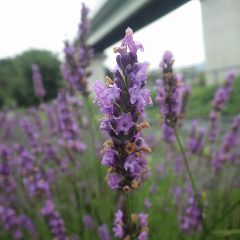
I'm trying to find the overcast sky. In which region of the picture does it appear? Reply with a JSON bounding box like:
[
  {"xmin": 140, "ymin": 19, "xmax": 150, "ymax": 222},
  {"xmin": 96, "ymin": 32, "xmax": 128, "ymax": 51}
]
[{"xmin": 0, "ymin": 0, "xmax": 204, "ymax": 69}]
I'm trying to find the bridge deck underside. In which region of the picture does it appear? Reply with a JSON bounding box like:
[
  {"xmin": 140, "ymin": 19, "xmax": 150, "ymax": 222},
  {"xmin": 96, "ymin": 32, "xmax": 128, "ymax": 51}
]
[{"xmin": 88, "ymin": 0, "xmax": 189, "ymax": 52}]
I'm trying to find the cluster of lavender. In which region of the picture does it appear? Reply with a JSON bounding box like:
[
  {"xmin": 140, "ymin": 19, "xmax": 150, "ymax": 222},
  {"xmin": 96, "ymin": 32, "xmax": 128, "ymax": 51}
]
[
  {"xmin": 0, "ymin": 145, "xmax": 15, "ymax": 195},
  {"xmin": 0, "ymin": 145, "xmax": 36, "ymax": 239},
  {"xmin": 41, "ymin": 103, "xmax": 58, "ymax": 136},
  {"xmin": 180, "ymin": 195, "xmax": 203, "ymax": 233},
  {"xmin": 0, "ymin": 206, "xmax": 35, "ymax": 239},
  {"xmin": 213, "ymin": 114, "xmax": 240, "ymax": 171},
  {"xmin": 113, "ymin": 209, "xmax": 148, "ymax": 240},
  {"xmin": 155, "ymin": 51, "xmax": 186, "ymax": 143},
  {"xmin": 32, "ymin": 64, "xmax": 46, "ymax": 99},
  {"xmin": 16, "ymin": 145, "xmax": 50, "ymax": 197},
  {"xmin": 20, "ymin": 117, "xmax": 41, "ymax": 154},
  {"xmin": 16, "ymin": 143, "xmax": 68, "ymax": 239},
  {"xmin": 57, "ymin": 91, "xmax": 86, "ymax": 153},
  {"xmin": 83, "ymin": 214, "xmax": 94, "ymax": 229},
  {"xmin": 98, "ymin": 224, "xmax": 110, "ymax": 240},
  {"xmin": 41, "ymin": 200, "xmax": 68, "ymax": 240},
  {"xmin": 208, "ymin": 70, "xmax": 236, "ymax": 142},
  {"xmin": 187, "ymin": 120, "xmax": 206, "ymax": 155},
  {"xmin": 94, "ymin": 28, "xmax": 152, "ymax": 191},
  {"xmin": 61, "ymin": 3, "xmax": 92, "ymax": 96}
]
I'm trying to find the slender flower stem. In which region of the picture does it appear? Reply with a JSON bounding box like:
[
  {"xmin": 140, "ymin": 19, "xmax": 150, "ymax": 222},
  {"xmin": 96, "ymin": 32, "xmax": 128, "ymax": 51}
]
[
  {"xmin": 174, "ymin": 127, "xmax": 198, "ymax": 195},
  {"xmin": 125, "ymin": 193, "xmax": 132, "ymax": 233},
  {"xmin": 174, "ymin": 127, "xmax": 206, "ymax": 232},
  {"xmin": 199, "ymin": 199, "xmax": 240, "ymax": 240}
]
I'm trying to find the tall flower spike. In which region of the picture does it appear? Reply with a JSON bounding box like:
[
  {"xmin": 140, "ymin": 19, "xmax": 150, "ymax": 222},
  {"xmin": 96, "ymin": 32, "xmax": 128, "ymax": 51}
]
[
  {"xmin": 155, "ymin": 51, "xmax": 185, "ymax": 143},
  {"xmin": 180, "ymin": 195, "xmax": 203, "ymax": 233},
  {"xmin": 41, "ymin": 199, "xmax": 68, "ymax": 240},
  {"xmin": 208, "ymin": 70, "xmax": 236, "ymax": 143},
  {"xmin": 0, "ymin": 145, "xmax": 16, "ymax": 195},
  {"xmin": 57, "ymin": 91, "xmax": 86, "ymax": 153},
  {"xmin": 0, "ymin": 206, "xmax": 36, "ymax": 239},
  {"xmin": 98, "ymin": 224, "xmax": 110, "ymax": 240},
  {"xmin": 61, "ymin": 3, "xmax": 92, "ymax": 96},
  {"xmin": 94, "ymin": 27, "xmax": 152, "ymax": 191},
  {"xmin": 32, "ymin": 64, "xmax": 46, "ymax": 99},
  {"xmin": 213, "ymin": 114, "xmax": 240, "ymax": 172},
  {"xmin": 187, "ymin": 120, "xmax": 206, "ymax": 155}
]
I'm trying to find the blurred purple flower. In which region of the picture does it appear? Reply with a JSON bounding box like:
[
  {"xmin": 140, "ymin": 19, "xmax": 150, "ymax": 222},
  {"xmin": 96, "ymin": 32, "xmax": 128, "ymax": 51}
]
[
  {"xmin": 41, "ymin": 199, "xmax": 68, "ymax": 240},
  {"xmin": 61, "ymin": 3, "xmax": 92, "ymax": 96},
  {"xmin": 187, "ymin": 120, "xmax": 206, "ymax": 155},
  {"xmin": 98, "ymin": 224, "xmax": 110, "ymax": 240},
  {"xmin": 83, "ymin": 214, "xmax": 94, "ymax": 229},
  {"xmin": 156, "ymin": 51, "xmax": 187, "ymax": 143},
  {"xmin": 208, "ymin": 70, "xmax": 236, "ymax": 143},
  {"xmin": 32, "ymin": 64, "xmax": 46, "ymax": 99}
]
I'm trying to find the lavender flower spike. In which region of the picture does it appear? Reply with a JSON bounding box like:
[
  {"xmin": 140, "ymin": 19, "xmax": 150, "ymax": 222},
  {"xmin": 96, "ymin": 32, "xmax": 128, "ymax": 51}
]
[
  {"xmin": 98, "ymin": 224, "xmax": 110, "ymax": 240},
  {"xmin": 187, "ymin": 120, "xmax": 206, "ymax": 155},
  {"xmin": 155, "ymin": 51, "xmax": 185, "ymax": 143},
  {"xmin": 32, "ymin": 64, "xmax": 46, "ymax": 99},
  {"xmin": 94, "ymin": 27, "xmax": 152, "ymax": 191},
  {"xmin": 180, "ymin": 195, "xmax": 203, "ymax": 233},
  {"xmin": 213, "ymin": 114, "xmax": 240, "ymax": 172},
  {"xmin": 113, "ymin": 209, "xmax": 149, "ymax": 239},
  {"xmin": 208, "ymin": 70, "xmax": 237, "ymax": 142},
  {"xmin": 61, "ymin": 3, "xmax": 92, "ymax": 96},
  {"xmin": 41, "ymin": 199, "xmax": 68, "ymax": 240}
]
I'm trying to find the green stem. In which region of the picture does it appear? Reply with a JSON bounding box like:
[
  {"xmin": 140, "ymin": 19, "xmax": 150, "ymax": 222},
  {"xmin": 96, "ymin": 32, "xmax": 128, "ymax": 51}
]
[
  {"xmin": 125, "ymin": 193, "xmax": 132, "ymax": 232},
  {"xmin": 199, "ymin": 199, "xmax": 240, "ymax": 240},
  {"xmin": 174, "ymin": 127, "xmax": 198, "ymax": 195},
  {"xmin": 174, "ymin": 127, "xmax": 206, "ymax": 232}
]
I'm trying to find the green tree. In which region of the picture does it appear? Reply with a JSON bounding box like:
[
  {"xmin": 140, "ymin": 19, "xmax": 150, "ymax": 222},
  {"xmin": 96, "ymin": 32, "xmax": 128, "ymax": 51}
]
[{"xmin": 0, "ymin": 49, "xmax": 63, "ymax": 107}]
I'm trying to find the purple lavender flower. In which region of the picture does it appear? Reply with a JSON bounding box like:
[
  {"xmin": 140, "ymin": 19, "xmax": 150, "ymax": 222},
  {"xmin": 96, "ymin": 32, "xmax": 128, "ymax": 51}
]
[
  {"xmin": 98, "ymin": 224, "xmax": 110, "ymax": 240},
  {"xmin": 213, "ymin": 114, "xmax": 240, "ymax": 172},
  {"xmin": 83, "ymin": 214, "xmax": 94, "ymax": 229},
  {"xmin": 94, "ymin": 28, "xmax": 152, "ymax": 191},
  {"xmin": 113, "ymin": 210, "xmax": 124, "ymax": 238},
  {"xmin": 113, "ymin": 209, "xmax": 149, "ymax": 239},
  {"xmin": 212, "ymin": 70, "xmax": 236, "ymax": 111},
  {"xmin": 0, "ymin": 206, "xmax": 36, "ymax": 239},
  {"xmin": 150, "ymin": 184, "xmax": 157, "ymax": 195},
  {"xmin": 40, "ymin": 103, "xmax": 58, "ymax": 136},
  {"xmin": 0, "ymin": 145, "xmax": 15, "ymax": 194},
  {"xmin": 16, "ymin": 145, "xmax": 50, "ymax": 197},
  {"xmin": 208, "ymin": 110, "xmax": 219, "ymax": 143},
  {"xmin": 57, "ymin": 91, "xmax": 86, "ymax": 153},
  {"xmin": 187, "ymin": 120, "xmax": 206, "ymax": 155},
  {"xmin": 155, "ymin": 51, "xmax": 186, "ymax": 142},
  {"xmin": 61, "ymin": 3, "xmax": 92, "ymax": 96},
  {"xmin": 180, "ymin": 195, "xmax": 202, "ymax": 233},
  {"xmin": 32, "ymin": 64, "xmax": 46, "ymax": 99},
  {"xmin": 41, "ymin": 199, "xmax": 68, "ymax": 240},
  {"xmin": 208, "ymin": 70, "xmax": 236, "ymax": 142},
  {"xmin": 162, "ymin": 123, "xmax": 175, "ymax": 143},
  {"xmin": 144, "ymin": 199, "xmax": 151, "ymax": 209},
  {"xmin": 20, "ymin": 117, "xmax": 41, "ymax": 154}
]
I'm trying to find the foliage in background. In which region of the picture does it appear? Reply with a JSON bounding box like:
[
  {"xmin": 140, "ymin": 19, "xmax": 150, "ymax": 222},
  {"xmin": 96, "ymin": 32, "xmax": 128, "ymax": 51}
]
[
  {"xmin": 187, "ymin": 76, "xmax": 240, "ymax": 119},
  {"xmin": 0, "ymin": 49, "xmax": 63, "ymax": 107}
]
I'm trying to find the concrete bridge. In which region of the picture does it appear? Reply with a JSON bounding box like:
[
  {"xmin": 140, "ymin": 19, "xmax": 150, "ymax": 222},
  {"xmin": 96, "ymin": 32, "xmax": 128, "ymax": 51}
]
[{"xmin": 88, "ymin": 0, "xmax": 240, "ymax": 84}]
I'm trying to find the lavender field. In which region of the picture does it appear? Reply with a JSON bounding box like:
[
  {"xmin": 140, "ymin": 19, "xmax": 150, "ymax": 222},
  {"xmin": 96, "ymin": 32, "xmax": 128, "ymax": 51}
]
[{"xmin": 0, "ymin": 3, "xmax": 240, "ymax": 240}]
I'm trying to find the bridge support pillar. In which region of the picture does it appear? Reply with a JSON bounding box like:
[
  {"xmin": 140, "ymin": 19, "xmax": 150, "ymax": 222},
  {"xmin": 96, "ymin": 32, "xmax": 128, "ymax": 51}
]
[
  {"xmin": 201, "ymin": 0, "xmax": 240, "ymax": 84},
  {"xmin": 88, "ymin": 53, "xmax": 106, "ymax": 92}
]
